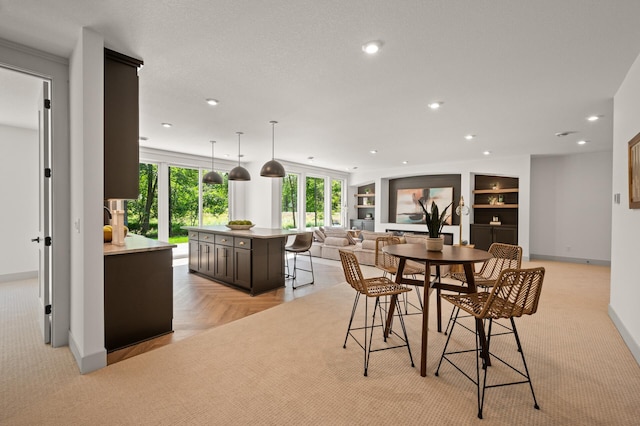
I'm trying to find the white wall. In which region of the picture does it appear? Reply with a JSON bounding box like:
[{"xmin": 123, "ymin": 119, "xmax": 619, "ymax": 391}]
[
  {"xmin": 530, "ymin": 152, "xmax": 612, "ymax": 264},
  {"xmin": 0, "ymin": 39, "xmax": 71, "ymax": 348},
  {"xmin": 0, "ymin": 125, "xmax": 38, "ymax": 279},
  {"xmin": 611, "ymin": 52, "xmax": 640, "ymax": 364},
  {"xmin": 350, "ymin": 155, "xmax": 532, "ymax": 259},
  {"xmin": 68, "ymin": 28, "xmax": 106, "ymax": 373}
]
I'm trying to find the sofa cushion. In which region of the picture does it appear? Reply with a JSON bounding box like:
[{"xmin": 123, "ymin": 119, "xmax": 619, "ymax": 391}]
[
  {"xmin": 324, "ymin": 236, "xmax": 350, "ymax": 247},
  {"xmin": 404, "ymin": 235, "xmax": 428, "ymax": 244},
  {"xmin": 360, "ymin": 230, "xmax": 392, "ymax": 241},
  {"xmin": 324, "ymin": 227, "xmax": 349, "ymax": 238},
  {"xmin": 361, "ymin": 239, "xmax": 377, "ymax": 251},
  {"xmin": 313, "ymin": 229, "xmax": 325, "ymax": 242}
]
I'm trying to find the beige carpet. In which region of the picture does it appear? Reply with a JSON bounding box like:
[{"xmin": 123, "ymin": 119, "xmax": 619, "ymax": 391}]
[{"xmin": 2, "ymin": 260, "xmax": 640, "ymax": 425}]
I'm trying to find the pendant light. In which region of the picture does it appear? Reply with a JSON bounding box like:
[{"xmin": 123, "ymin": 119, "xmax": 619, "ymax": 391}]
[
  {"xmin": 260, "ymin": 120, "xmax": 286, "ymax": 178},
  {"xmin": 229, "ymin": 131, "xmax": 251, "ymax": 181},
  {"xmin": 202, "ymin": 140, "xmax": 223, "ymax": 184}
]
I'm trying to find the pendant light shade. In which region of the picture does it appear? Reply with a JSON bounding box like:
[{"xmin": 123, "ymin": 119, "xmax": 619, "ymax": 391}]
[
  {"xmin": 229, "ymin": 131, "xmax": 251, "ymax": 181},
  {"xmin": 202, "ymin": 140, "xmax": 223, "ymax": 184},
  {"xmin": 260, "ymin": 120, "xmax": 286, "ymax": 178}
]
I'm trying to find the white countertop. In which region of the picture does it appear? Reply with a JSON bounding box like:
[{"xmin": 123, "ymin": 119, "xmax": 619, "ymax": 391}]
[{"xmin": 104, "ymin": 234, "xmax": 176, "ymax": 256}]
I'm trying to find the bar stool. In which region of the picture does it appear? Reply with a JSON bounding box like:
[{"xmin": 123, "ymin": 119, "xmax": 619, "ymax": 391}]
[
  {"xmin": 285, "ymin": 232, "xmax": 314, "ymax": 289},
  {"xmin": 339, "ymin": 250, "xmax": 414, "ymax": 376},
  {"xmin": 436, "ymin": 267, "xmax": 545, "ymax": 419}
]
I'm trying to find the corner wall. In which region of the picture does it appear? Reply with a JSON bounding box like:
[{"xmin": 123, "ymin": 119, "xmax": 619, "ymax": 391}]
[
  {"xmin": 611, "ymin": 52, "xmax": 640, "ymax": 365},
  {"xmin": 68, "ymin": 28, "xmax": 106, "ymax": 373},
  {"xmin": 530, "ymin": 151, "xmax": 612, "ymax": 264}
]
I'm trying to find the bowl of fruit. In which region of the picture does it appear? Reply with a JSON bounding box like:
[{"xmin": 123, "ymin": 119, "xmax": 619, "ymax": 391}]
[{"xmin": 226, "ymin": 220, "xmax": 255, "ymax": 230}]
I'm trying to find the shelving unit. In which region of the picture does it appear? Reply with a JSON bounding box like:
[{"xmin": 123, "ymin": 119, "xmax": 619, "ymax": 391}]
[
  {"xmin": 351, "ymin": 183, "xmax": 375, "ymax": 231},
  {"xmin": 470, "ymin": 175, "xmax": 519, "ymax": 250}
]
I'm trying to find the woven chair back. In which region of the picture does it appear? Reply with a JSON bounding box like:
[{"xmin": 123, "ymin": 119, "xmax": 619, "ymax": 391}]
[
  {"xmin": 477, "ymin": 243, "xmax": 523, "ymax": 282},
  {"xmin": 374, "ymin": 236, "xmax": 401, "ymax": 274},
  {"xmin": 339, "ymin": 250, "xmax": 368, "ymax": 293},
  {"xmin": 481, "ymin": 267, "xmax": 545, "ymax": 319}
]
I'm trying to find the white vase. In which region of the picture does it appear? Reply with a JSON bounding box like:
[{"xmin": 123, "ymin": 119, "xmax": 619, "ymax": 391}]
[{"xmin": 426, "ymin": 236, "xmax": 444, "ymax": 252}]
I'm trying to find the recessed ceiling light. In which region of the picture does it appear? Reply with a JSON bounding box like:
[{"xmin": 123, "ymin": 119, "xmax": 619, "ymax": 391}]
[
  {"xmin": 555, "ymin": 131, "xmax": 576, "ymax": 137},
  {"xmin": 577, "ymin": 140, "xmax": 588, "ymax": 145},
  {"xmin": 428, "ymin": 102, "xmax": 443, "ymax": 110},
  {"xmin": 307, "ymin": 156, "xmax": 314, "ymax": 163},
  {"xmin": 370, "ymin": 150, "xmax": 378, "ymax": 154},
  {"xmin": 139, "ymin": 136, "xmax": 148, "ymax": 141},
  {"xmin": 465, "ymin": 134, "xmax": 475, "ymax": 140},
  {"xmin": 483, "ymin": 150, "xmax": 491, "ymax": 156},
  {"xmin": 587, "ymin": 115, "xmax": 601, "ymax": 122},
  {"xmin": 402, "ymin": 161, "xmax": 408, "ymax": 165},
  {"xmin": 362, "ymin": 40, "xmax": 383, "ymax": 55},
  {"xmin": 206, "ymin": 98, "xmax": 219, "ymax": 106},
  {"xmin": 161, "ymin": 122, "xmax": 172, "ymax": 128}
]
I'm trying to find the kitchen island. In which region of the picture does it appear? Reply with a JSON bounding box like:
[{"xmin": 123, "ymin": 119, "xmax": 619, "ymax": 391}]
[
  {"xmin": 184, "ymin": 226, "xmax": 302, "ymax": 295},
  {"xmin": 104, "ymin": 234, "xmax": 176, "ymax": 352}
]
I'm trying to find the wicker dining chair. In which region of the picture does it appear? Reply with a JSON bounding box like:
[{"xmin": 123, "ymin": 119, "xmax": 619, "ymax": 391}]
[
  {"xmin": 435, "ymin": 267, "xmax": 545, "ymax": 419},
  {"xmin": 339, "ymin": 250, "xmax": 414, "ymax": 376},
  {"xmin": 441, "ymin": 243, "xmax": 523, "ymax": 334},
  {"xmin": 375, "ymin": 236, "xmax": 426, "ymax": 313}
]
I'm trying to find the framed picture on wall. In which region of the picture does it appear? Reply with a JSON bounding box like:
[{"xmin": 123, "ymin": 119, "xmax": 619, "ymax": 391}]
[
  {"xmin": 396, "ymin": 188, "xmax": 426, "ymax": 223},
  {"xmin": 395, "ymin": 187, "xmax": 454, "ymax": 224},
  {"xmin": 424, "ymin": 187, "xmax": 454, "ymax": 225},
  {"xmin": 629, "ymin": 132, "xmax": 640, "ymax": 209}
]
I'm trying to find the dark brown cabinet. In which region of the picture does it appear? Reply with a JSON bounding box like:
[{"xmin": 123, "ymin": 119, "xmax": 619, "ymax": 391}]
[
  {"xmin": 104, "ymin": 48, "xmax": 143, "ymax": 200},
  {"xmin": 470, "ymin": 224, "xmax": 518, "ymax": 251},
  {"xmin": 104, "ymin": 246, "xmax": 173, "ymax": 351}
]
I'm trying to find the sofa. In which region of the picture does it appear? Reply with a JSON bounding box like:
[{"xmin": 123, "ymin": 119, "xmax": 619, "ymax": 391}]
[{"xmin": 309, "ymin": 227, "xmax": 448, "ymax": 275}]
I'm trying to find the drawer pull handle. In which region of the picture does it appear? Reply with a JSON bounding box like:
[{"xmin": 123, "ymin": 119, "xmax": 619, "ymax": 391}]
[
  {"xmin": 221, "ymin": 238, "xmax": 227, "ymax": 242},
  {"xmin": 239, "ymin": 241, "xmax": 244, "ymax": 246}
]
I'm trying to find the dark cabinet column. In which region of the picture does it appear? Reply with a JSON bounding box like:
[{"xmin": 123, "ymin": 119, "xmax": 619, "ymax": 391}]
[{"xmin": 104, "ymin": 48, "xmax": 143, "ymax": 200}]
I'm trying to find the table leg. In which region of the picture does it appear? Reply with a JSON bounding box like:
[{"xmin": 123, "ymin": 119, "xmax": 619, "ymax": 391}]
[
  {"xmin": 420, "ymin": 259, "xmax": 431, "ymax": 377},
  {"xmin": 384, "ymin": 294, "xmax": 397, "ymax": 339},
  {"xmin": 464, "ymin": 262, "xmax": 491, "ymax": 367}
]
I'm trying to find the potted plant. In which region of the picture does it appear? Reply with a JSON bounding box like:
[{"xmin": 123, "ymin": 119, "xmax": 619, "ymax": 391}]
[{"xmin": 418, "ymin": 198, "xmax": 452, "ymax": 251}]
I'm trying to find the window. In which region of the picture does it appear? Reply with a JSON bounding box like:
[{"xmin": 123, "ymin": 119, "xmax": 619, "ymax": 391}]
[
  {"xmin": 126, "ymin": 163, "xmax": 158, "ymax": 239},
  {"xmin": 331, "ymin": 179, "xmax": 344, "ymax": 226},
  {"xmin": 168, "ymin": 166, "xmax": 199, "ymax": 243},
  {"xmin": 305, "ymin": 176, "xmax": 325, "ymax": 228},
  {"xmin": 282, "ymin": 173, "xmax": 299, "ymax": 229},
  {"xmin": 202, "ymin": 170, "xmax": 229, "ymax": 225}
]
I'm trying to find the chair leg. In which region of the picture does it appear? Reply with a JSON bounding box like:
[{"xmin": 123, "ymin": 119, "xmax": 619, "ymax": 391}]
[
  {"xmin": 511, "ymin": 317, "xmax": 540, "ymax": 410},
  {"xmin": 291, "ymin": 250, "xmax": 314, "ymax": 289},
  {"xmin": 393, "ymin": 296, "xmax": 415, "ymax": 368},
  {"xmin": 343, "ymin": 292, "xmax": 360, "ymax": 348}
]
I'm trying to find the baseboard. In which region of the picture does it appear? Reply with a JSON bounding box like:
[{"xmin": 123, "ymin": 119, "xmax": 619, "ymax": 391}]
[
  {"xmin": 0, "ymin": 270, "xmax": 38, "ymax": 283},
  {"xmin": 529, "ymin": 253, "xmax": 610, "ymax": 266},
  {"xmin": 69, "ymin": 331, "xmax": 107, "ymax": 374},
  {"xmin": 608, "ymin": 306, "xmax": 640, "ymax": 366}
]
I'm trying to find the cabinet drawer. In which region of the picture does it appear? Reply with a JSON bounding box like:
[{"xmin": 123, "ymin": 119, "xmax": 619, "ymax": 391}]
[
  {"xmin": 199, "ymin": 232, "xmax": 214, "ymax": 243},
  {"xmin": 234, "ymin": 237, "xmax": 251, "ymax": 249},
  {"xmin": 215, "ymin": 234, "xmax": 233, "ymax": 246},
  {"xmin": 188, "ymin": 231, "xmax": 199, "ymax": 240}
]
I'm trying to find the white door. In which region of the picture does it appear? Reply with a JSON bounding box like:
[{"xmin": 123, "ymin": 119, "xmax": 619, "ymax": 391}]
[{"xmin": 34, "ymin": 80, "xmax": 52, "ymax": 343}]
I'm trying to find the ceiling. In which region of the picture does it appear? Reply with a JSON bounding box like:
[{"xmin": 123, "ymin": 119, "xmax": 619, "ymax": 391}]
[{"xmin": 2, "ymin": 1, "xmax": 640, "ymax": 173}]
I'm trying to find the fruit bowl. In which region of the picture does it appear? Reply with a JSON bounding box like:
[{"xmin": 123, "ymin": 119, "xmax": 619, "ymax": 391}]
[{"xmin": 225, "ymin": 224, "xmax": 255, "ymax": 230}]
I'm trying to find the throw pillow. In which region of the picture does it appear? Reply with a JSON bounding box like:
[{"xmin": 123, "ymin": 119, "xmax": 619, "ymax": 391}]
[{"xmin": 313, "ymin": 229, "xmax": 325, "ymax": 242}]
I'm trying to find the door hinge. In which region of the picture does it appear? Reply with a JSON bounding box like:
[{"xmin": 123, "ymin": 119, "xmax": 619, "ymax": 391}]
[
  {"xmin": 45, "ymin": 168, "xmax": 52, "ymax": 178},
  {"xmin": 44, "ymin": 99, "xmax": 51, "ymax": 109},
  {"xmin": 45, "ymin": 236, "xmax": 52, "ymax": 246},
  {"xmin": 45, "ymin": 305, "xmax": 52, "ymax": 315}
]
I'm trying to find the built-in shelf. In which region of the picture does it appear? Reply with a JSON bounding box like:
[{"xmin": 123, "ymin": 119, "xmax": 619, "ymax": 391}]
[
  {"xmin": 473, "ymin": 204, "xmax": 519, "ymax": 209},
  {"xmin": 473, "ymin": 188, "xmax": 519, "ymax": 194},
  {"xmin": 355, "ymin": 193, "xmax": 375, "ymax": 197}
]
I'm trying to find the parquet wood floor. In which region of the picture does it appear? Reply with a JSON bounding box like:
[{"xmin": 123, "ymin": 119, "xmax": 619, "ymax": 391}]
[{"xmin": 106, "ymin": 257, "xmax": 349, "ymax": 365}]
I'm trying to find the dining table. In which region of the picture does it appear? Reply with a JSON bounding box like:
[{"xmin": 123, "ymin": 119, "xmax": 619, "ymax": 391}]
[{"xmin": 382, "ymin": 243, "xmax": 493, "ymax": 377}]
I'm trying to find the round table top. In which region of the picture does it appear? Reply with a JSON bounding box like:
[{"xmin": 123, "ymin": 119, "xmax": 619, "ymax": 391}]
[{"xmin": 382, "ymin": 243, "xmax": 492, "ymax": 264}]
